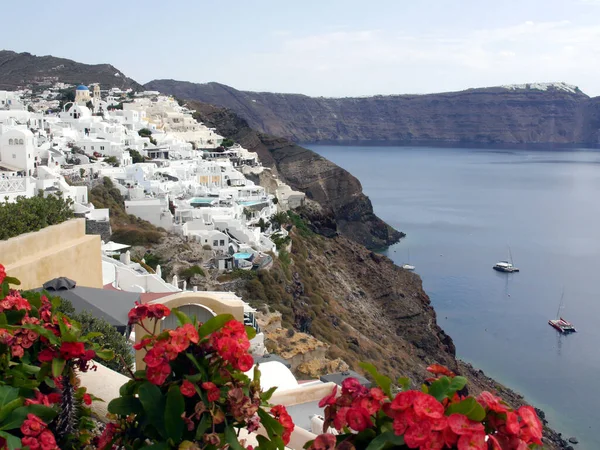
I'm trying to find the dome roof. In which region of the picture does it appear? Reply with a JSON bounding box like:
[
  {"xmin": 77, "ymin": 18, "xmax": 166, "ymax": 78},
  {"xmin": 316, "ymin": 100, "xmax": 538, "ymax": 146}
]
[{"xmin": 76, "ymin": 85, "xmax": 89, "ymax": 91}]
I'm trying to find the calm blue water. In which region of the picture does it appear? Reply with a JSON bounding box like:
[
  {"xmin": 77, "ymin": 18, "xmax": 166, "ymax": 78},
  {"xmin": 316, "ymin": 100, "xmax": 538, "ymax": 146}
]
[{"xmin": 307, "ymin": 144, "xmax": 600, "ymax": 449}]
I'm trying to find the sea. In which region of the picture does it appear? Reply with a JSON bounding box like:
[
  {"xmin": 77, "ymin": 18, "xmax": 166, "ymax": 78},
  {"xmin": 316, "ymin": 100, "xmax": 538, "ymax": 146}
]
[{"xmin": 306, "ymin": 144, "xmax": 600, "ymax": 449}]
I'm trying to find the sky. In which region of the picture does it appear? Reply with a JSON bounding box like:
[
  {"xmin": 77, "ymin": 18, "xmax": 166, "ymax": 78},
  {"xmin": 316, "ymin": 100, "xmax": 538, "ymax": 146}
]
[{"xmin": 3, "ymin": 0, "xmax": 600, "ymax": 97}]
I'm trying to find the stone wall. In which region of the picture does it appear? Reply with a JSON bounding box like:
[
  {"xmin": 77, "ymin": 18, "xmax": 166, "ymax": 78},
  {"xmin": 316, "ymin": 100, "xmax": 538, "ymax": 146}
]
[{"xmin": 85, "ymin": 219, "xmax": 112, "ymax": 242}]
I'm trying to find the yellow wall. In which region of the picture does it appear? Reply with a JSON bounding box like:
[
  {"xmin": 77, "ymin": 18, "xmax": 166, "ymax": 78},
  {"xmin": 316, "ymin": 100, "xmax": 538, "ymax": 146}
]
[{"xmin": 1, "ymin": 219, "xmax": 102, "ymax": 290}]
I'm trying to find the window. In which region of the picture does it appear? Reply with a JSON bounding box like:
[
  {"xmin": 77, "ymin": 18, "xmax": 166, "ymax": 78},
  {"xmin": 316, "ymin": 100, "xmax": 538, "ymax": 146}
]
[
  {"xmin": 219, "ymin": 240, "xmax": 225, "ymax": 246},
  {"xmin": 18, "ymin": 139, "xmax": 23, "ymax": 145},
  {"xmin": 8, "ymin": 139, "xmax": 13, "ymax": 145},
  {"xmin": 12, "ymin": 154, "xmax": 16, "ymax": 159},
  {"xmin": 91, "ymin": 146, "xmax": 94, "ymax": 150},
  {"xmin": 100, "ymin": 146, "xmax": 105, "ymax": 150},
  {"xmin": 213, "ymin": 240, "xmax": 219, "ymax": 247}
]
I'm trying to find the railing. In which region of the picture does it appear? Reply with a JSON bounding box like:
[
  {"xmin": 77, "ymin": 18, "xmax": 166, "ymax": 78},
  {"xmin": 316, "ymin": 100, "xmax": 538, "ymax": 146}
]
[{"xmin": 0, "ymin": 178, "xmax": 26, "ymax": 193}]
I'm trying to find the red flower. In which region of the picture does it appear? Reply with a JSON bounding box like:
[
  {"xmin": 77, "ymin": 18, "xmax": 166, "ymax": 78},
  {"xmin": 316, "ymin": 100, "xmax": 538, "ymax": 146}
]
[
  {"xmin": 144, "ymin": 345, "xmax": 169, "ymax": 368},
  {"xmin": 359, "ymin": 395, "xmax": 382, "ymax": 415},
  {"xmin": 318, "ymin": 385, "xmax": 338, "ymax": 408},
  {"xmin": 271, "ymin": 405, "xmax": 294, "ymax": 445},
  {"xmin": 97, "ymin": 423, "xmax": 117, "ymax": 450},
  {"xmin": 457, "ymin": 431, "xmax": 486, "ymax": 450},
  {"xmin": 202, "ymin": 381, "xmax": 221, "ymax": 402},
  {"xmin": 477, "ymin": 391, "xmax": 508, "ymax": 413},
  {"xmin": 47, "ymin": 393, "xmax": 61, "ymax": 404},
  {"xmin": 413, "ymin": 392, "xmax": 444, "ymax": 419},
  {"xmin": 83, "ymin": 393, "xmax": 92, "ymax": 405},
  {"xmin": 346, "ymin": 406, "xmax": 373, "ymax": 432},
  {"xmin": 22, "ymin": 436, "xmax": 41, "ymax": 449},
  {"xmin": 0, "ymin": 264, "xmax": 6, "ymax": 284},
  {"xmin": 148, "ymin": 303, "xmax": 171, "ymax": 320},
  {"xmin": 505, "ymin": 411, "xmax": 520, "ymax": 435},
  {"xmin": 237, "ymin": 353, "xmax": 254, "ymax": 372},
  {"xmin": 404, "ymin": 420, "xmax": 432, "ymax": 448},
  {"xmin": 133, "ymin": 337, "xmax": 153, "ymax": 350},
  {"xmin": 39, "ymin": 430, "xmax": 58, "ymax": 450},
  {"xmin": 423, "ymin": 431, "xmax": 445, "ymax": 450},
  {"xmin": 180, "ymin": 323, "xmax": 199, "ymax": 343},
  {"xmin": 370, "ymin": 387, "xmax": 386, "ymax": 401},
  {"xmin": 128, "ymin": 302, "xmax": 149, "ymax": 324},
  {"xmin": 517, "ymin": 406, "xmax": 543, "ymax": 444},
  {"xmin": 21, "ymin": 414, "xmax": 46, "ymax": 436},
  {"xmin": 333, "ymin": 406, "xmax": 350, "ymax": 430},
  {"xmin": 147, "ymin": 362, "xmax": 171, "ymax": 385},
  {"xmin": 426, "ymin": 364, "xmax": 455, "ymax": 377},
  {"xmin": 392, "ymin": 408, "xmax": 417, "ymax": 436},
  {"xmin": 180, "ymin": 380, "xmax": 196, "ymax": 397},
  {"xmin": 59, "ymin": 341, "xmax": 85, "ymax": 359},
  {"xmin": 448, "ymin": 414, "xmax": 485, "ymax": 435},
  {"xmin": 391, "ymin": 390, "xmax": 416, "ymax": 411},
  {"xmin": 341, "ymin": 377, "xmax": 367, "ymax": 397},
  {"xmin": 310, "ymin": 433, "xmax": 337, "ymax": 450}
]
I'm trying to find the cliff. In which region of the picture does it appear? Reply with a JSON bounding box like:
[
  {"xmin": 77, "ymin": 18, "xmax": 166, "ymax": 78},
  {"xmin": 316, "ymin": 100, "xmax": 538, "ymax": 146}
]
[
  {"xmin": 188, "ymin": 100, "xmax": 402, "ymax": 249},
  {"xmin": 0, "ymin": 50, "xmax": 142, "ymax": 91},
  {"xmin": 147, "ymin": 79, "xmax": 600, "ymax": 145}
]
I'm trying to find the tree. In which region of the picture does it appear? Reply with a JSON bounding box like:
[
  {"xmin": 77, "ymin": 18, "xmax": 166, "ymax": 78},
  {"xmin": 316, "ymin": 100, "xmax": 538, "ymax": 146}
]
[
  {"xmin": 129, "ymin": 148, "xmax": 145, "ymax": 164},
  {"xmin": 221, "ymin": 138, "xmax": 235, "ymax": 148},
  {"xmin": 138, "ymin": 128, "xmax": 152, "ymax": 138},
  {"xmin": 79, "ymin": 168, "xmax": 86, "ymax": 178},
  {"xmin": 104, "ymin": 156, "xmax": 120, "ymax": 167}
]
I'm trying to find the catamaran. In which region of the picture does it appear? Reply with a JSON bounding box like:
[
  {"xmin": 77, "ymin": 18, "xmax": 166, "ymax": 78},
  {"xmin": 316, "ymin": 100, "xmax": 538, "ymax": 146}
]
[
  {"xmin": 493, "ymin": 246, "xmax": 519, "ymax": 273},
  {"xmin": 402, "ymin": 249, "xmax": 415, "ymax": 271},
  {"xmin": 548, "ymin": 289, "xmax": 576, "ymax": 333}
]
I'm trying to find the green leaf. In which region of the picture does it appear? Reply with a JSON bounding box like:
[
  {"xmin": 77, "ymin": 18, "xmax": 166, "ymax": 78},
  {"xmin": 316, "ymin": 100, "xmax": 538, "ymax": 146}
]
[
  {"xmin": 4, "ymin": 310, "xmax": 26, "ymax": 325},
  {"xmin": 119, "ymin": 380, "xmax": 137, "ymax": 397},
  {"xmin": 245, "ymin": 325, "xmax": 257, "ymax": 340},
  {"xmin": 225, "ymin": 425, "xmax": 246, "ymax": 450},
  {"xmin": 0, "ymin": 398, "xmax": 24, "ymax": 423},
  {"xmin": 83, "ymin": 332, "xmax": 104, "ymax": 340},
  {"xmin": 0, "ymin": 431, "xmax": 20, "ymax": 450},
  {"xmin": 195, "ymin": 413, "xmax": 210, "ymax": 440},
  {"xmin": 107, "ymin": 395, "xmax": 142, "ymax": 416},
  {"xmin": 0, "ymin": 405, "xmax": 56, "ymax": 431},
  {"xmin": 138, "ymin": 382, "xmax": 166, "ymax": 435},
  {"xmin": 173, "ymin": 309, "xmax": 191, "ymax": 326},
  {"xmin": 428, "ymin": 376, "xmax": 451, "ymax": 402},
  {"xmin": 446, "ymin": 397, "xmax": 486, "ymax": 421},
  {"xmin": 0, "ymin": 386, "xmax": 19, "ymax": 409},
  {"xmin": 198, "ymin": 314, "xmax": 234, "ymax": 338},
  {"xmin": 13, "ymin": 364, "xmax": 40, "ymax": 376},
  {"xmin": 51, "ymin": 358, "xmax": 66, "ymax": 378},
  {"xmin": 448, "ymin": 376, "xmax": 468, "ymax": 393},
  {"xmin": 397, "ymin": 377, "xmax": 411, "ymax": 391},
  {"xmin": 3, "ymin": 277, "xmax": 20, "ymax": 286},
  {"xmin": 365, "ymin": 431, "xmax": 405, "ymax": 450},
  {"xmin": 256, "ymin": 434, "xmax": 285, "ymax": 450},
  {"xmin": 95, "ymin": 349, "xmax": 115, "ymax": 361},
  {"xmin": 139, "ymin": 443, "xmax": 170, "ymax": 450},
  {"xmin": 257, "ymin": 408, "xmax": 284, "ymax": 440},
  {"xmin": 165, "ymin": 385, "xmax": 185, "ymax": 442},
  {"xmin": 359, "ymin": 362, "xmax": 392, "ymax": 397},
  {"xmin": 262, "ymin": 386, "xmax": 278, "ymax": 402}
]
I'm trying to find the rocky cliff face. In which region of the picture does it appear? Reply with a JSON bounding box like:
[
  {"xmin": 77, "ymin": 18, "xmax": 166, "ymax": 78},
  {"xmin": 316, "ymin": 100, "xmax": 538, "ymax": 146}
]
[
  {"xmin": 0, "ymin": 50, "xmax": 142, "ymax": 91},
  {"xmin": 147, "ymin": 79, "xmax": 600, "ymax": 145},
  {"xmin": 189, "ymin": 100, "xmax": 402, "ymax": 249}
]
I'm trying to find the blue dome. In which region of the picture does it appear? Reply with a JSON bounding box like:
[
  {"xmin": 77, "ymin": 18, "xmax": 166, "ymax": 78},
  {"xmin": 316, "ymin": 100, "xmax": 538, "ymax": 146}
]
[{"xmin": 76, "ymin": 85, "xmax": 89, "ymax": 91}]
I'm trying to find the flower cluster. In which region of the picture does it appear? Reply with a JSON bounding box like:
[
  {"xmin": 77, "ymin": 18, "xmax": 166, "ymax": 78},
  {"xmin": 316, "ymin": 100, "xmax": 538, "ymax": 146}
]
[
  {"xmin": 0, "ymin": 264, "xmax": 112, "ymax": 450},
  {"xmin": 271, "ymin": 404, "xmax": 295, "ymax": 445},
  {"xmin": 104, "ymin": 306, "xmax": 295, "ymax": 449},
  {"xmin": 310, "ymin": 363, "xmax": 544, "ymax": 450},
  {"xmin": 20, "ymin": 414, "xmax": 59, "ymax": 450}
]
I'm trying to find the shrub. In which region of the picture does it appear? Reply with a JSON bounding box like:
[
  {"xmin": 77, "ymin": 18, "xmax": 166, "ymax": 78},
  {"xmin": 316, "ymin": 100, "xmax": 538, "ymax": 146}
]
[
  {"xmin": 110, "ymin": 228, "xmax": 162, "ymax": 246},
  {"xmin": 230, "ymin": 268, "xmax": 257, "ymax": 280},
  {"xmin": 221, "ymin": 137, "xmax": 235, "ymax": 147},
  {"xmin": 178, "ymin": 265, "xmax": 205, "ymax": 280},
  {"xmin": 0, "ymin": 193, "xmax": 74, "ymax": 241},
  {"xmin": 104, "ymin": 156, "xmax": 119, "ymax": 167},
  {"xmin": 54, "ymin": 299, "xmax": 134, "ymax": 376}
]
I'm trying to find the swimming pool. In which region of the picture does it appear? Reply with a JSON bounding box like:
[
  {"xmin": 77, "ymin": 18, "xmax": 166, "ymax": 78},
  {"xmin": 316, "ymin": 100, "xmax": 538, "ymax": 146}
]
[{"xmin": 233, "ymin": 252, "xmax": 253, "ymax": 260}]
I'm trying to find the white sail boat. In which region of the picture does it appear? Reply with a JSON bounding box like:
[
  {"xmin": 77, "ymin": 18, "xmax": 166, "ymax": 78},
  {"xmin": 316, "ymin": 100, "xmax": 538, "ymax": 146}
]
[
  {"xmin": 493, "ymin": 246, "xmax": 519, "ymax": 273},
  {"xmin": 402, "ymin": 249, "xmax": 415, "ymax": 271}
]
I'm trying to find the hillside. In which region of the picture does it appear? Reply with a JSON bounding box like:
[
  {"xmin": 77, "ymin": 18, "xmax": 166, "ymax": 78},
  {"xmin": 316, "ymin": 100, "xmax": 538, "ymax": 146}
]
[
  {"xmin": 188, "ymin": 100, "xmax": 403, "ymax": 249},
  {"xmin": 0, "ymin": 50, "xmax": 142, "ymax": 91},
  {"xmin": 147, "ymin": 79, "xmax": 600, "ymax": 145}
]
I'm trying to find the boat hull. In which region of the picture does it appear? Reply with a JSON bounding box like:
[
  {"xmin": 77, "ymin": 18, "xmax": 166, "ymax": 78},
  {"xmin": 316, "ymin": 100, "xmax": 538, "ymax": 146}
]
[
  {"xmin": 493, "ymin": 266, "xmax": 518, "ymax": 273},
  {"xmin": 548, "ymin": 319, "xmax": 576, "ymax": 333}
]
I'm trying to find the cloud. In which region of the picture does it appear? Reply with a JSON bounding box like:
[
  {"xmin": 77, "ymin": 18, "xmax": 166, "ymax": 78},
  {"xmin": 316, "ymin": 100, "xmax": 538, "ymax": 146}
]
[{"xmin": 238, "ymin": 21, "xmax": 600, "ymax": 97}]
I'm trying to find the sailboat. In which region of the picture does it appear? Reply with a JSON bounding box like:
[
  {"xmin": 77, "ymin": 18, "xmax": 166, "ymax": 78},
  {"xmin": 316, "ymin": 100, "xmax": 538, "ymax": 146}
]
[
  {"xmin": 548, "ymin": 289, "xmax": 577, "ymax": 333},
  {"xmin": 402, "ymin": 249, "xmax": 415, "ymax": 271},
  {"xmin": 493, "ymin": 246, "xmax": 519, "ymax": 273}
]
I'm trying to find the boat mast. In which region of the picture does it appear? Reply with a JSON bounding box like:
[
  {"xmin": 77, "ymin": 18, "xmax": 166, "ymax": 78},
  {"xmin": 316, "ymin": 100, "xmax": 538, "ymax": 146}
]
[
  {"xmin": 508, "ymin": 245, "xmax": 514, "ymax": 265},
  {"xmin": 556, "ymin": 288, "xmax": 565, "ymax": 319}
]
